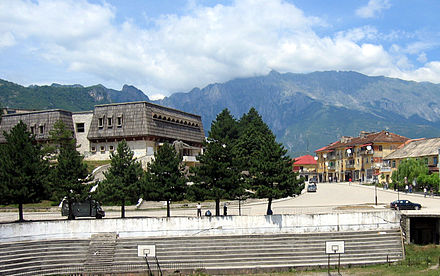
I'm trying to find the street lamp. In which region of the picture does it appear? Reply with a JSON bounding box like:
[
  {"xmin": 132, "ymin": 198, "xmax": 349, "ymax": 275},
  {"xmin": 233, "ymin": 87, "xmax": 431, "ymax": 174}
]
[
  {"xmin": 323, "ymin": 153, "xmax": 327, "ymax": 182},
  {"xmin": 374, "ymin": 177, "xmax": 378, "ymax": 206},
  {"xmin": 314, "ymin": 156, "xmax": 318, "ymax": 182}
]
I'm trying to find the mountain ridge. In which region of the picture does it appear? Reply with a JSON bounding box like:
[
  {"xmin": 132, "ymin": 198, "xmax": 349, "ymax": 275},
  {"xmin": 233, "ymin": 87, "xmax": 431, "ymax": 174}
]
[{"xmin": 2, "ymin": 71, "xmax": 440, "ymax": 156}]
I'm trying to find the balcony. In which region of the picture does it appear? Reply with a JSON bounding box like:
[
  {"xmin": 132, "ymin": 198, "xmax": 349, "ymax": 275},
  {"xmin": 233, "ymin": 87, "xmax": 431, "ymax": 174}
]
[
  {"xmin": 380, "ymin": 166, "xmax": 391, "ymax": 172},
  {"xmin": 345, "ymin": 161, "xmax": 355, "ymax": 169},
  {"xmin": 360, "ymin": 150, "xmax": 374, "ymax": 155}
]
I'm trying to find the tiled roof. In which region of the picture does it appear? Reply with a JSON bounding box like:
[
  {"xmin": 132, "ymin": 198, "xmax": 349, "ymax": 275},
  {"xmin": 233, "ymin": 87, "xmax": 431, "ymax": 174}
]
[
  {"xmin": 384, "ymin": 137, "xmax": 440, "ymax": 160},
  {"xmin": 325, "ymin": 130, "xmax": 409, "ymax": 150},
  {"xmin": 293, "ymin": 155, "xmax": 317, "ymax": 165}
]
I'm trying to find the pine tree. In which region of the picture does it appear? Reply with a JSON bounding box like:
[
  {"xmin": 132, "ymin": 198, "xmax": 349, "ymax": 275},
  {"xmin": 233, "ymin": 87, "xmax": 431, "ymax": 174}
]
[
  {"xmin": 44, "ymin": 119, "xmax": 75, "ymax": 157},
  {"xmin": 235, "ymin": 108, "xmax": 303, "ymax": 215},
  {"xmin": 190, "ymin": 109, "xmax": 243, "ymax": 216},
  {"xmin": 0, "ymin": 121, "xmax": 49, "ymax": 221},
  {"xmin": 51, "ymin": 122, "xmax": 90, "ymax": 219},
  {"xmin": 97, "ymin": 140, "xmax": 143, "ymax": 218},
  {"xmin": 142, "ymin": 143, "xmax": 186, "ymax": 217}
]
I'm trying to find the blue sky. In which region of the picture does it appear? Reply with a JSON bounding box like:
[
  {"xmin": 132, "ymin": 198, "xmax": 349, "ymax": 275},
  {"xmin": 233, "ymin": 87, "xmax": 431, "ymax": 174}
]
[{"xmin": 0, "ymin": 0, "xmax": 439, "ymax": 100}]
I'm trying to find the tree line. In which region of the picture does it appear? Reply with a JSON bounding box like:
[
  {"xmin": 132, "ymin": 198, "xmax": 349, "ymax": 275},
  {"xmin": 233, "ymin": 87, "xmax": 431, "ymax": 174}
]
[{"xmin": 0, "ymin": 108, "xmax": 304, "ymax": 221}]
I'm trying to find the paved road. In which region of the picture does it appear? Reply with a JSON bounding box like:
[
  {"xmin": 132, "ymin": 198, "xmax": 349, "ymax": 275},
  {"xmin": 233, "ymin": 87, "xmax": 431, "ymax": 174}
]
[{"xmin": 1, "ymin": 182, "xmax": 439, "ymax": 222}]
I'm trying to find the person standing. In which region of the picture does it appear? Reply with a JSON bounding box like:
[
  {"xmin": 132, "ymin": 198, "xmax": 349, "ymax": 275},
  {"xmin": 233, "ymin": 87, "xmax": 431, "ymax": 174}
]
[
  {"xmin": 223, "ymin": 203, "xmax": 228, "ymax": 216},
  {"xmin": 424, "ymin": 187, "xmax": 427, "ymax": 198},
  {"xmin": 197, "ymin": 203, "xmax": 202, "ymax": 217}
]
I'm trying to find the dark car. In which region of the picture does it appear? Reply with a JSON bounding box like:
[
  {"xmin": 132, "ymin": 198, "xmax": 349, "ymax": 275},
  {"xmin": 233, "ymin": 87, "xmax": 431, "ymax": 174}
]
[
  {"xmin": 307, "ymin": 183, "xmax": 317, "ymax": 192},
  {"xmin": 390, "ymin": 200, "xmax": 421, "ymax": 210},
  {"xmin": 61, "ymin": 199, "xmax": 105, "ymax": 219}
]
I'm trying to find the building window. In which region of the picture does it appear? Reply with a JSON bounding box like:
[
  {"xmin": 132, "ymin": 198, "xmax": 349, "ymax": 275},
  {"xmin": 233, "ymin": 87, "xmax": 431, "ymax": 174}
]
[
  {"xmin": 117, "ymin": 116, "xmax": 123, "ymax": 127},
  {"xmin": 91, "ymin": 146, "xmax": 96, "ymax": 153},
  {"xmin": 378, "ymin": 145, "xmax": 383, "ymax": 151},
  {"xmin": 424, "ymin": 158, "xmax": 428, "ymax": 165},
  {"xmin": 39, "ymin": 125, "xmax": 44, "ymax": 134},
  {"xmin": 100, "ymin": 145, "xmax": 105, "ymax": 153},
  {"xmin": 107, "ymin": 117, "xmax": 113, "ymax": 128},
  {"xmin": 434, "ymin": 157, "xmax": 438, "ymax": 166},
  {"xmin": 30, "ymin": 126, "xmax": 35, "ymax": 134},
  {"xmin": 392, "ymin": 160, "xmax": 396, "ymax": 168},
  {"xmin": 98, "ymin": 117, "xmax": 104, "ymax": 128},
  {"xmin": 109, "ymin": 145, "xmax": 114, "ymax": 152},
  {"xmin": 76, "ymin": 123, "xmax": 85, "ymax": 133}
]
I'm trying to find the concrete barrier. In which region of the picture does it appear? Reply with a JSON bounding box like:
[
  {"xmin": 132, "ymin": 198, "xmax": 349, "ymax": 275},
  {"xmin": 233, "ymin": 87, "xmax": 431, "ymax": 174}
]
[{"xmin": 0, "ymin": 211, "xmax": 400, "ymax": 242}]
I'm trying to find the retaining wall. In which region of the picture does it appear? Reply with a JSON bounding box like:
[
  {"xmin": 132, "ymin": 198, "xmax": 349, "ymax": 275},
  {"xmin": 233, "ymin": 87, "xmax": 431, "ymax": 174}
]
[{"xmin": 0, "ymin": 211, "xmax": 400, "ymax": 242}]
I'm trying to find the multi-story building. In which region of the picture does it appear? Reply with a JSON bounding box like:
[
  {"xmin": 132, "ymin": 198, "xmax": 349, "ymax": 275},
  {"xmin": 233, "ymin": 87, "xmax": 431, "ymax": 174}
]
[
  {"xmin": 382, "ymin": 137, "xmax": 440, "ymax": 182},
  {"xmin": 315, "ymin": 131, "xmax": 409, "ymax": 183},
  {"xmin": 0, "ymin": 101, "xmax": 205, "ymax": 168},
  {"xmin": 292, "ymin": 155, "xmax": 318, "ymax": 181}
]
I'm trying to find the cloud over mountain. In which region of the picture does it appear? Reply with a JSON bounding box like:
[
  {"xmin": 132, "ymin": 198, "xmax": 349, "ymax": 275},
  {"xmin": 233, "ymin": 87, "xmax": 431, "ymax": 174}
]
[{"xmin": 0, "ymin": 0, "xmax": 439, "ymax": 97}]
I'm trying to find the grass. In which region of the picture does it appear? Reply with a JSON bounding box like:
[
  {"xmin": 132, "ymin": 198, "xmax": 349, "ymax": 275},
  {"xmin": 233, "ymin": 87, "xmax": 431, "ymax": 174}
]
[
  {"xmin": 0, "ymin": 200, "xmax": 58, "ymax": 209},
  {"xmin": 84, "ymin": 160, "xmax": 111, "ymax": 173}
]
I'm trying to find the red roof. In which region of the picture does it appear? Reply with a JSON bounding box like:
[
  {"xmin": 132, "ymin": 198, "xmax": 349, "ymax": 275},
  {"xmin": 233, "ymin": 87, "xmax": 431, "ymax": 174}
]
[{"xmin": 293, "ymin": 155, "xmax": 317, "ymax": 165}]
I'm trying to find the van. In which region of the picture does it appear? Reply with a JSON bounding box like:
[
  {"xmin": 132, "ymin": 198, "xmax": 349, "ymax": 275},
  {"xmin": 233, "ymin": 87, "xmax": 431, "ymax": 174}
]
[{"xmin": 61, "ymin": 199, "xmax": 105, "ymax": 219}]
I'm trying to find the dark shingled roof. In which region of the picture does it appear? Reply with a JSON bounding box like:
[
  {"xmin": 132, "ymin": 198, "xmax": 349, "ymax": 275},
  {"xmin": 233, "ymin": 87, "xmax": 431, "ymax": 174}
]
[
  {"xmin": 87, "ymin": 101, "xmax": 205, "ymax": 144},
  {"xmin": 0, "ymin": 109, "xmax": 74, "ymax": 143}
]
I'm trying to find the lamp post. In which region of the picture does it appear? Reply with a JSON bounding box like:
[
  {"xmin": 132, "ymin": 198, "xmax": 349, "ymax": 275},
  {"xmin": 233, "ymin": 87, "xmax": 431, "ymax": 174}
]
[
  {"xmin": 323, "ymin": 153, "xmax": 328, "ymax": 183},
  {"xmin": 314, "ymin": 156, "xmax": 318, "ymax": 182},
  {"xmin": 374, "ymin": 178, "xmax": 378, "ymax": 206}
]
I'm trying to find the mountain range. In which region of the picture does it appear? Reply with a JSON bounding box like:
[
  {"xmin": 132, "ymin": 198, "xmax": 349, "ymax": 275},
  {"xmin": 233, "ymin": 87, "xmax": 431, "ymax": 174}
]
[{"xmin": 2, "ymin": 71, "xmax": 440, "ymax": 156}]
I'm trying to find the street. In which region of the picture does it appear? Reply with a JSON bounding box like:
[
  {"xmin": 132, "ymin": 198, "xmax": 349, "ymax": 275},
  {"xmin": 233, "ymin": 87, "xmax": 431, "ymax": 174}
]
[{"xmin": 1, "ymin": 182, "xmax": 438, "ymax": 222}]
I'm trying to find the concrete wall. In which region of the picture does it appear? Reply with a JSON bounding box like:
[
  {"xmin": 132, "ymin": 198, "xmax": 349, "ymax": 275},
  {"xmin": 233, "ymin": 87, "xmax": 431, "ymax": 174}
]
[
  {"xmin": 0, "ymin": 211, "xmax": 400, "ymax": 242},
  {"xmin": 72, "ymin": 112, "xmax": 93, "ymax": 157},
  {"xmin": 86, "ymin": 140, "xmax": 147, "ymax": 161}
]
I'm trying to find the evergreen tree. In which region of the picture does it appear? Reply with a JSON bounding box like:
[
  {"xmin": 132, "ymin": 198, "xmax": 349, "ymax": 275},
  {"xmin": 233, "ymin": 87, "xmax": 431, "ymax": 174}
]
[
  {"xmin": 97, "ymin": 140, "xmax": 143, "ymax": 218},
  {"xmin": 190, "ymin": 109, "xmax": 243, "ymax": 216},
  {"xmin": 45, "ymin": 119, "xmax": 75, "ymax": 157},
  {"xmin": 234, "ymin": 108, "xmax": 303, "ymax": 215},
  {"xmin": 0, "ymin": 121, "xmax": 49, "ymax": 221},
  {"xmin": 142, "ymin": 143, "xmax": 186, "ymax": 217},
  {"xmin": 50, "ymin": 121, "xmax": 90, "ymax": 219}
]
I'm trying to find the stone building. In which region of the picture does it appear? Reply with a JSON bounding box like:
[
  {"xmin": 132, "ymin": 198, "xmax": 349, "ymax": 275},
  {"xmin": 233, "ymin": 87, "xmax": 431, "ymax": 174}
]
[
  {"xmin": 0, "ymin": 109, "xmax": 74, "ymax": 143},
  {"xmin": 0, "ymin": 102, "xmax": 205, "ymax": 167}
]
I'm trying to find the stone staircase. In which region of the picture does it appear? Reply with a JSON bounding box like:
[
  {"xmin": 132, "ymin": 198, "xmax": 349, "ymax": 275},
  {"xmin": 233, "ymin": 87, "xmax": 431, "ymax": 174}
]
[
  {"xmin": 114, "ymin": 229, "xmax": 403, "ymax": 274},
  {"xmin": 0, "ymin": 238, "xmax": 89, "ymax": 275},
  {"xmin": 83, "ymin": 232, "xmax": 117, "ymax": 274},
  {"xmin": 0, "ymin": 229, "xmax": 403, "ymax": 275}
]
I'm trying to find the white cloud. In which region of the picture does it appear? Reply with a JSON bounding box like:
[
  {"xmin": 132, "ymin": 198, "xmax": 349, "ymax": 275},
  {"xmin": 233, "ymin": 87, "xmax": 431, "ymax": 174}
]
[
  {"xmin": 356, "ymin": 0, "xmax": 391, "ymax": 19},
  {"xmin": 1, "ymin": 0, "xmax": 440, "ymax": 98},
  {"xmin": 0, "ymin": 32, "xmax": 15, "ymax": 48},
  {"xmin": 417, "ymin": 52, "xmax": 427, "ymax": 63}
]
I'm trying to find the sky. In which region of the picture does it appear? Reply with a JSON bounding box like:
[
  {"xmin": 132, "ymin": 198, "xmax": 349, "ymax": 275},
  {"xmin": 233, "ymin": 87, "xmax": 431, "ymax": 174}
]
[{"xmin": 0, "ymin": 0, "xmax": 439, "ymax": 100}]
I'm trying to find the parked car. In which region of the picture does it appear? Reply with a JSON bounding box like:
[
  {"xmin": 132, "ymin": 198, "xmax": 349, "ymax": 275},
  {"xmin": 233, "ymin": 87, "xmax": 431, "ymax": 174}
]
[
  {"xmin": 390, "ymin": 200, "xmax": 421, "ymax": 210},
  {"xmin": 307, "ymin": 183, "xmax": 317, "ymax": 192}
]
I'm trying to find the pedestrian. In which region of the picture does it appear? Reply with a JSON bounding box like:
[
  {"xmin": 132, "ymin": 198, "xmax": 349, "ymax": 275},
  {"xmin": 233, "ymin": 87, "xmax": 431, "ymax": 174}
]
[
  {"xmin": 223, "ymin": 203, "xmax": 228, "ymax": 216},
  {"xmin": 197, "ymin": 203, "xmax": 201, "ymax": 217},
  {"xmin": 409, "ymin": 184, "xmax": 412, "ymax": 193},
  {"xmin": 424, "ymin": 187, "xmax": 427, "ymax": 197},
  {"xmin": 430, "ymin": 187, "xmax": 434, "ymax": 197},
  {"xmin": 405, "ymin": 185, "xmax": 408, "ymax": 194}
]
